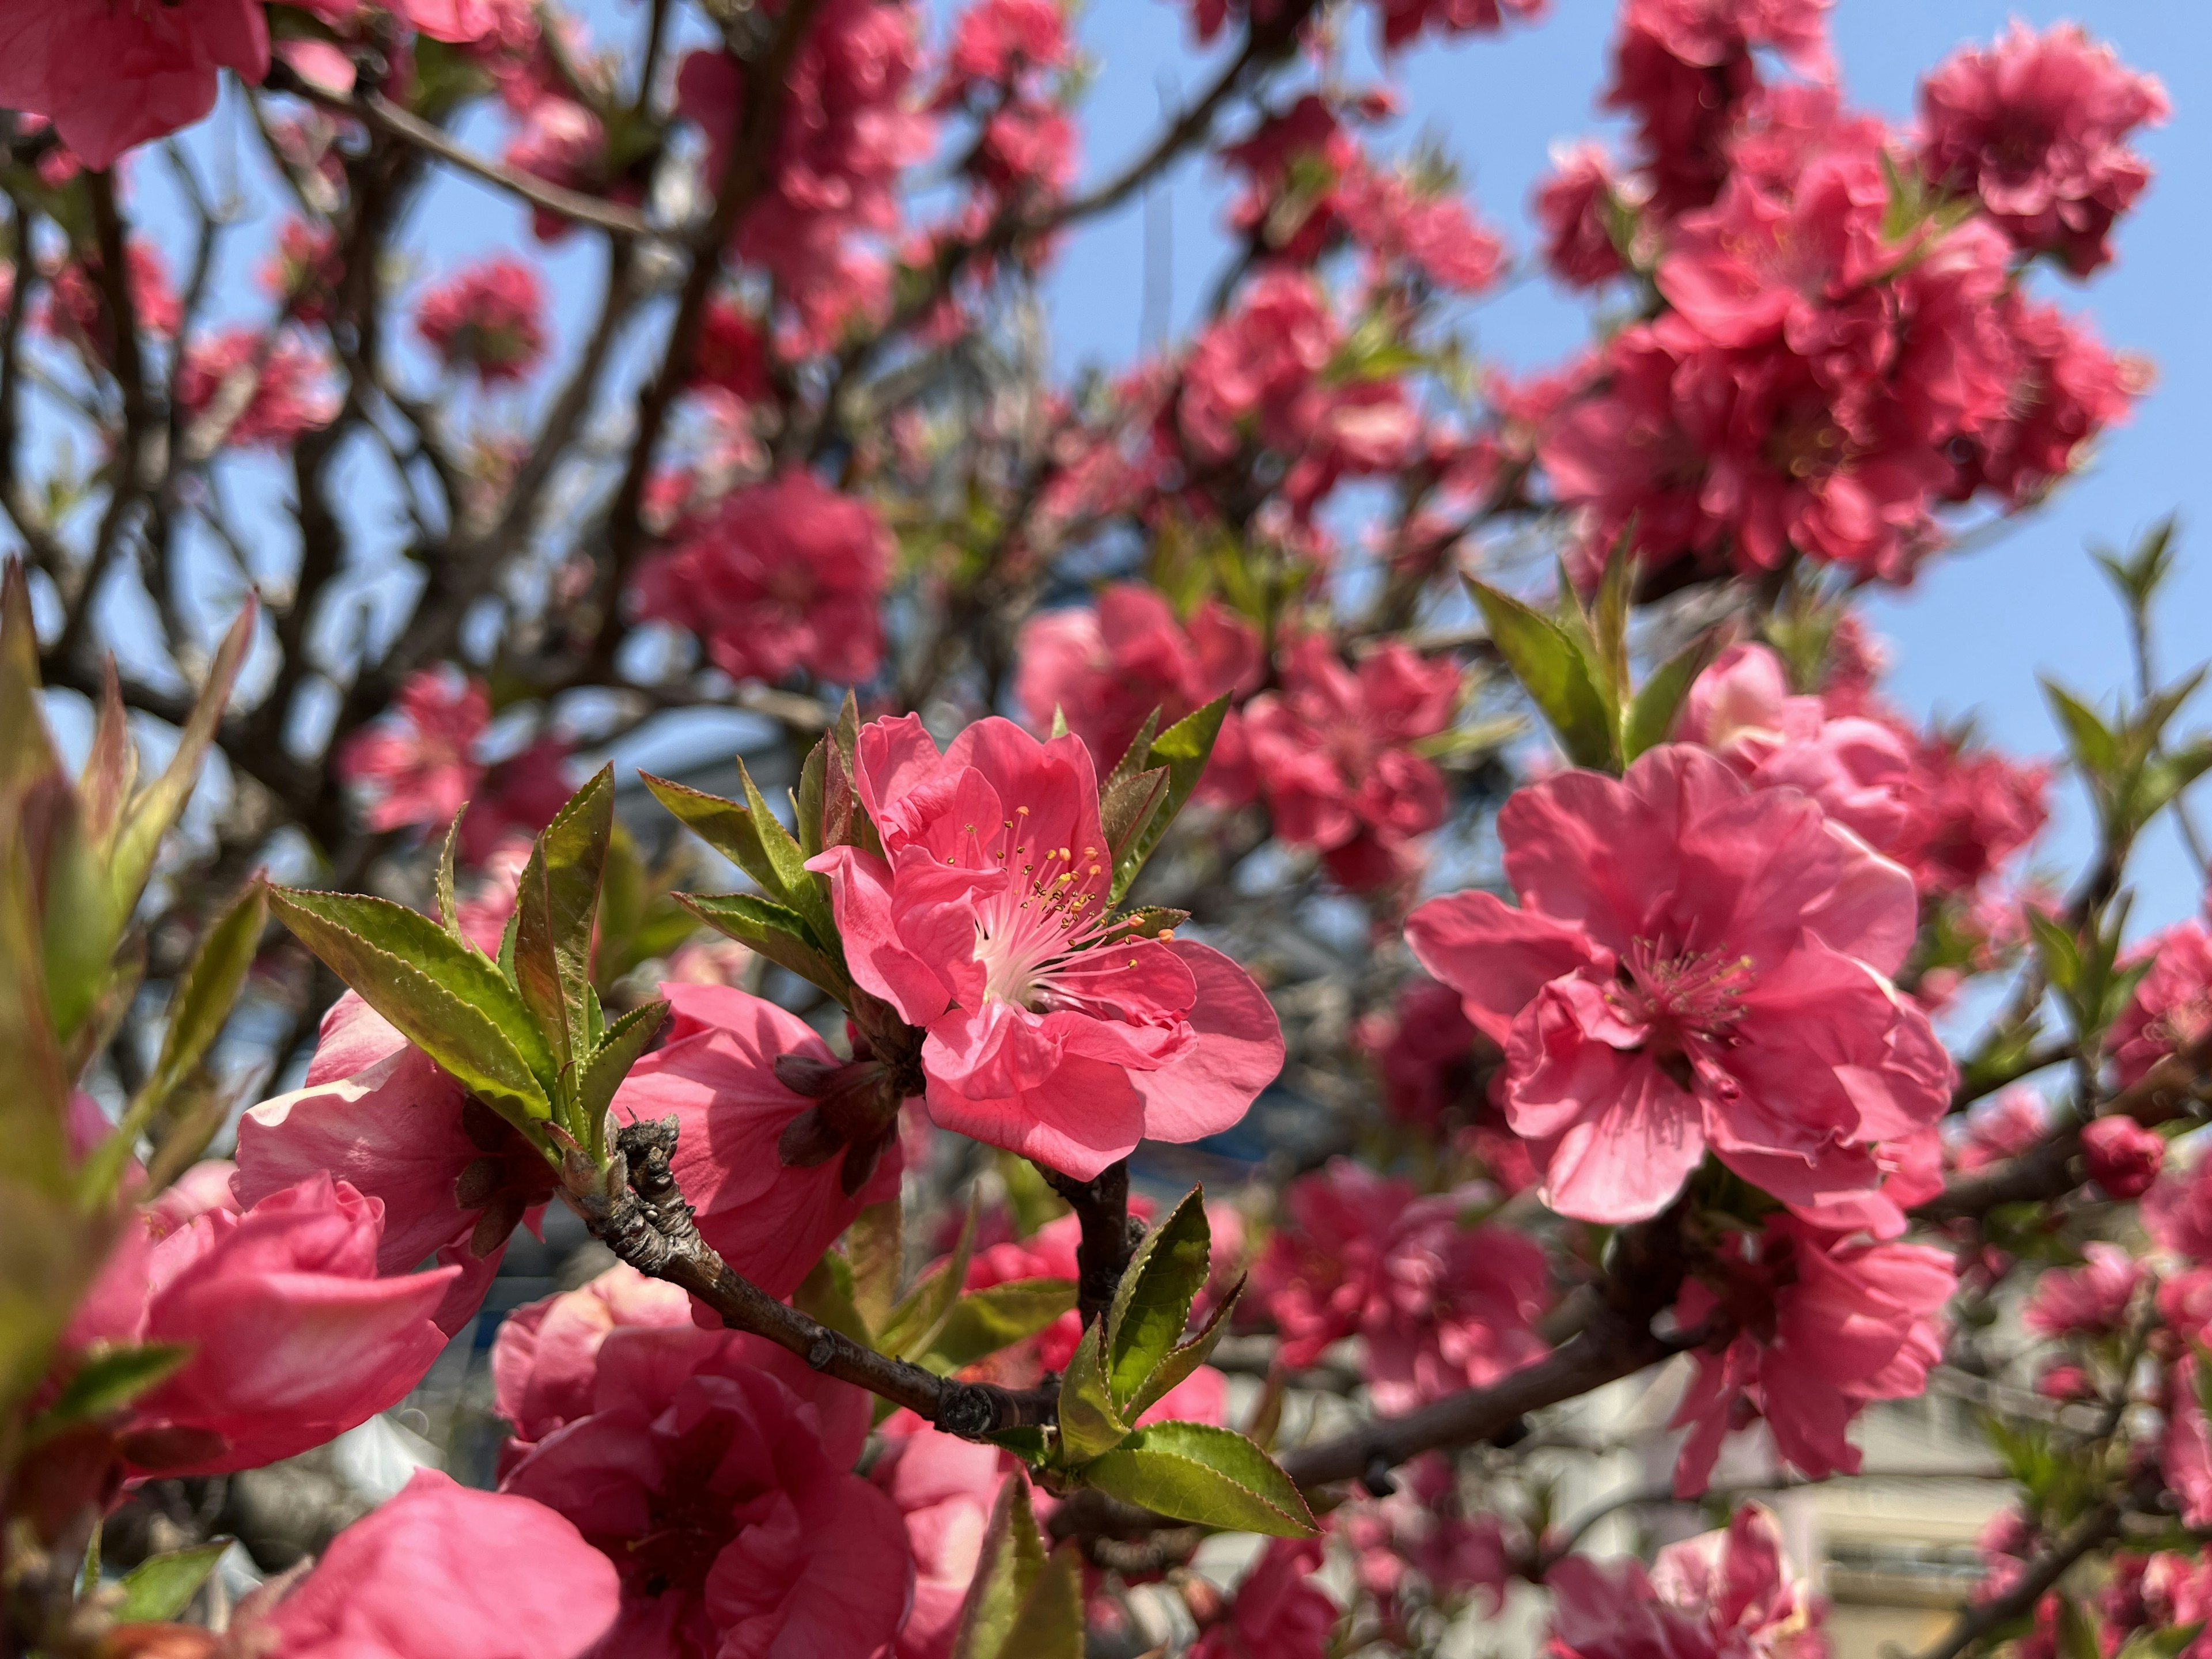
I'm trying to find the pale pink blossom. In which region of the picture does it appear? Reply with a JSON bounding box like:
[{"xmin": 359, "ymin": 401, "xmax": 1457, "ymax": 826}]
[
  {"xmin": 1407, "ymin": 745, "xmax": 1949, "ymax": 1225},
  {"xmin": 806, "ymin": 715, "xmax": 1284, "ymax": 1179},
  {"xmin": 1549, "ymin": 1503, "xmax": 1829, "ymax": 1659},
  {"xmin": 2023, "ymin": 1242, "xmax": 2142, "ymax": 1340},
  {"xmin": 2114, "ymin": 923, "xmax": 2212, "ymax": 1089}
]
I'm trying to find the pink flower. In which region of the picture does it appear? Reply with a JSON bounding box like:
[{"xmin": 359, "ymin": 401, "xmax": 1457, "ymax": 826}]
[
  {"xmin": 1255, "ymin": 1160, "xmax": 1548, "ymax": 1411},
  {"xmin": 942, "ymin": 0, "xmax": 1070, "ymax": 88},
  {"xmin": 2082, "ymin": 1116, "xmax": 2165, "ymax": 1200},
  {"xmin": 1192, "ymin": 1536, "xmax": 1339, "ymax": 1659},
  {"xmin": 2113, "ymin": 923, "xmax": 2212, "ymax": 1089},
  {"xmin": 1014, "ymin": 585, "xmax": 1261, "ymax": 786},
  {"xmin": 0, "ymin": 0, "xmax": 268, "ymax": 172},
  {"xmin": 631, "ymin": 471, "xmax": 891, "ymax": 687},
  {"xmin": 609, "ymin": 982, "xmax": 903, "ymax": 1297},
  {"xmin": 1952, "ymin": 1088, "xmax": 2050, "ymax": 1173},
  {"xmin": 690, "ymin": 298, "xmax": 771, "ymax": 402},
  {"xmin": 1337, "ymin": 163, "xmax": 1506, "ymax": 294},
  {"xmin": 1919, "ymin": 24, "xmax": 2166, "ymax": 275},
  {"xmin": 491, "ymin": 1263, "xmax": 692, "ymax": 1461},
  {"xmin": 2147, "ymin": 1157, "xmax": 2212, "ymax": 1265},
  {"xmin": 1948, "ymin": 297, "xmax": 2143, "ymax": 503},
  {"xmin": 503, "ymin": 97, "xmax": 607, "ymax": 242},
  {"xmin": 1244, "ymin": 635, "xmax": 1460, "ymax": 892},
  {"xmin": 1406, "ymin": 745, "xmax": 1949, "ymax": 1225},
  {"xmin": 869, "ymin": 1414, "xmax": 1009, "ymax": 1659},
  {"xmin": 963, "ymin": 1212, "xmax": 1084, "ymax": 1378},
  {"xmin": 416, "ymin": 256, "xmax": 549, "ymax": 385},
  {"xmin": 248, "ymin": 1469, "xmax": 620, "ymax": 1659},
  {"xmin": 500, "ymin": 1321, "xmax": 910, "ymax": 1659},
  {"xmin": 66, "ymin": 1173, "xmax": 454, "ymax": 1477},
  {"xmin": 1548, "ymin": 1503, "xmax": 1828, "ymax": 1659},
  {"xmin": 234, "ymin": 992, "xmax": 552, "ymax": 1335},
  {"xmin": 2168, "ymin": 1354, "xmax": 2212, "ymax": 1531},
  {"xmin": 2023, "ymin": 1242, "xmax": 2143, "ymax": 1340},
  {"xmin": 44, "ymin": 242, "xmax": 181, "ymax": 363},
  {"xmin": 175, "ymin": 328, "xmax": 339, "ymax": 448},
  {"xmin": 806, "ymin": 715, "xmax": 1285, "ymax": 1180},
  {"xmin": 1672, "ymin": 1217, "xmax": 1952, "ymax": 1495},
  {"xmin": 1536, "ymin": 141, "xmax": 1631, "ymax": 288},
  {"xmin": 336, "ymin": 668, "xmax": 489, "ymax": 834},
  {"xmin": 1373, "ymin": 0, "xmax": 1545, "ymax": 52}
]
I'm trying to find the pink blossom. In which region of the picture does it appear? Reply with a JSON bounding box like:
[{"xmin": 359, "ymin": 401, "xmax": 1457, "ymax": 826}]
[
  {"xmin": 175, "ymin": 328, "xmax": 339, "ymax": 448},
  {"xmin": 235, "ymin": 993, "xmax": 550, "ymax": 1335},
  {"xmin": 44, "ymin": 243, "xmax": 182, "ymax": 363},
  {"xmin": 503, "ymin": 97, "xmax": 607, "ymax": 243},
  {"xmin": 691, "ymin": 298, "xmax": 771, "ymax": 402},
  {"xmin": 336, "ymin": 669, "xmax": 488, "ymax": 835},
  {"xmin": 1341, "ymin": 1456, "xmax": 1510, "ymax": 1617},
  {"xmin": 631, "ymin": 471, "xmax": 891, "ymax": 687},
  {"xmin": 609, "ymin": 982, "xmax": 903, "ymax": 1297},
  {"xmin": 1952, "ymin": 1088, "xmax": 2050, "ymax": 1173},
  {"xmin": 2147, "ymin": 1157, "xmax": 2212, "ymax": 1266},
  {"xmin": 806, "ymin": 715, "xmax": 1285, "ymax": 1179},
  {"xmin": 1014, "ymin": 584, "xmax": 1260, "ymax": 786},
  {"xmin": 1919, "ymin": 24, "xmax": 2166, "ymax": 275},
  {"xmin": 0, "ymin": 0, "xmax": 268, "ymax": 172},
  {"xmin": 66, "ymin": 1173, "xmax": 454, "ymax": 1477},
  {"xmin": 1192, "ymin": 1536, "xmax": 1338, "ymax": 1659},
  {"xmin": 2083, "ymin": 1116, "xmax": 2164, "ymax": 1200},
  {"xmin": 1948, "ymin": 297, "xmax": 2143, "ymax": 503},
  {"xmin": 962, "ymin": 1212, "xmax": 1084, "ymax": 1378},
  {"xmin": 1549, "ymin": 1503, "xmax": 1828, "ymax": 1659},
  {"xmin": 2114, "ymin": 923, "xmax": 2212, "ymax": 1089},
  {"xmin": 491, "ymin": 1263, "xmax": 692, "ymax": 1460},
  {"xmin": 869, "ymin": 1414, "xmax": 1009, "ymax": 1659},
  {"xmin": 1672, "ymin": 1217, "xmax": 1952, "ymax": 1495},
  {"xmin": 1337, "ymin": 162, "xmax": 1506, "ymax": 294},
  {"xmin": 2168, "ymin": 1354, "xmax": 2212, "ymax": 1531},
  {"xmin": 1244, "ymin": 635, "xmax": 1459, "ymax": 892},
  {"xmin": 2024, "ymin": 1243, "xmax": 2143, "ymax": 1340},
  {"xmin": 249, "ymin": 1469, "xmax": 620, "ymax": 1659},
  {"xmin": 415, "ymin": 257, "xmax": 549, "ymax": 386},
  {"xmin": 1255, "ymin": 1160, "xmax": 1548, "ymax": 1411},
  {"xmin": 1406, "ymin": 745, "xmax": 1949, "ymax": 1225},
  {"xmin": 499, "ymin": 1321, "xmax": 909, "ymax": 1659},
  {"xmin": 1536, "ymin": 141, "xmax": 1631, "ymax": 289},
  {"xmin": 942, "ymin": 0, "xmax": 1070, "ymax": 88}
]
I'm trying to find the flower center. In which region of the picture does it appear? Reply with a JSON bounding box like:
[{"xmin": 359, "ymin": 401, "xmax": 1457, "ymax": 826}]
[
  {"xmin": 968, "ymin": 805, "xmax": 1113, "ymax": 1009},
  {"xmin": 1613, "ymin": 937, "xmax": 1756, "ymax": 1053}
]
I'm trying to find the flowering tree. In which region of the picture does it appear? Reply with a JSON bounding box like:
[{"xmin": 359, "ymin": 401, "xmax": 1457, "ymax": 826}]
[{"xmin": 0, "ymin": 1, "xmax": 2202, "ymax": 1656}]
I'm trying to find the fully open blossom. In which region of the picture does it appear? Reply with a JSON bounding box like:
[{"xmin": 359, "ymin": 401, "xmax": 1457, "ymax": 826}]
[
  {"xmin": 807, "ymin": 715, "xmax": 1284, "ymax": 1179},
  {"xmin": 1536, "ymin": 141, "xmax": 1633, "ymax": 288},
  {"xmin": 500, "ymin": 1320, "xmax": 910, "ymax": 1659},
  {"xmin": 175, "ymin": 329, "xmax": 340, "ymax": 449},
  {"xmin": 1245, "ymin": 635, "xmax": 1459, "ymax": 891},
  {"xmin": 632, "ymin": 471, "xmax": 891, "ymax": 687},
  {"xmin": 2024, "ymin": 1242, "xmax": 2143, "ymax": 1340},
  {"xmin": 2147, "ymin": 1156, "xmax": 2212, "ymax": 1267},
  {"xmin": 2114, "ymin": 922, "xmax": 2212, "ymax": 1089},
  {"xmin": 245, "ymin": 1470, "xmax": 620, "ymax": 1659},
  {"xmin": 1341, "ymin": 1456, "xmax": 1510, "ymax": 1620},
  {"xmin": 1192, "ymin": 1536, "xmax": 1338, "ymax": 1659},
  {"xmin": 1919, "ymin": 24, "xmax": 2166, "ymax": 274},
  {"xmin": 2169, "ymin": 1354, "xmax": 2212, "ymax": 1531},
  {"xmin": 236, "ymin": 992, "xmax": 552, "ymax": 1334},
  {"xmin": 415, "ymin": 257, "xmax": 549, "ymax": 385},
  {"xmin": 66, "ymin": 1173, "xmax": 454, "ymax": 1477},
  {"xmin": 1672, "ymin": 1217, "xmax": 1952, "ymax": 1495},
  {"xmin": 0, "ymin": 0, "xmax": 268, "ymax": 172},
  {"xmin": 1548, "ymin": 1503, "xmax": 1828, "ymax": 1659},
  {"xmin": 337, "ymin": 669, "xmax": 489, "ymax": 834},
  {"xmin": 1014, "ymin": 585, "xmax": 1261, "ymax": 787},
  {"xmin": 1407, "ymin": 745, "xmax": 1950, "ymax": 1225},
  {"xmin": 1254, "ymin": 1160, "xmax": 1548, "ymax": 1411},
  {"xmin": 491, "ymin": 1263, "xmax": 692, "ymax": 1463},
  {"xmin": 609, "ymin": 982, "xmax": 903, "ymax": 1296}
]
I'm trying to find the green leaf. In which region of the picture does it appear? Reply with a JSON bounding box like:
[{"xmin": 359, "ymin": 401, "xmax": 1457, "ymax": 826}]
[
  {"xmin": 435, "ymin": 811, "xmax": 465, "ymax": 938},
  {"xmin": 1099, "ymin": 765, "xmax": 1169, "ymax": 875},
  {"xmin": 512, "ymin": 767, "xmax": 615, "ymax": 1079},
  {"xmin": 795, "ymin": 1251, "xmax": 872, "ymax": 1347},
  {"xmin": 113, "ymin": 1540, "xmax": 232, "ymax": 1624},
  {"xmin": 37, "ymin": 1344, "xmax": 192, "ymax": 1434},
  {"xmin": 2058, "ymin": 1596, "xmax": 2103, "ymax": 1659},
  {"xmin": 737, "ymin": 757, "xmax": 836, "ymax": 942},
  {"xmin": 1105, "ymin": 1187, "xmax": 1211, "ymax": 1414},
  {"xmin": 950, "ymin": 1477, "xmax": 1048, "ymax": 1659},
  {"xmin": 643, "ymin": 772, "xmax": 779, "ymax": 888},
  {"xmin": 998, "ymin": 1544, "xmax": 1085, "ymax": 1659},
  {"xmin": 2140, "ymin": 741, "xmax": 2212, "ymax": 823},
  {"xmin": 881, "ymin": 1198, "xmax": 979, "ymax": 1361},
  {"xmin": 676, "ymin": 893, "xmax": 849, "ymax": 998},
  {"xmin": 795, "ymin": 736, "xmax": 830, "ymax": 860},
  {"xmin": 918, "ymin": 1280, "xmax": 1080, "ymax": 1374},
  {"xmin": 1078, "ymin": 1421, "xmax": 1317, "ymax": 1536},
  {"xmin": 574, "ymin": 999, "xmax": 671, "ymax": 1155},
  {"xmin": 1624, "ymin": 633, "xmax": 1719, "ymax": 761},
  {"xmin": 2026, "ymin": 908, "xmax": 2084, "ymax": 1002},
  {"xmin": 1102, "ymin": 709, "xmax": 1163, "ymax": 794},
  {"xmin": 77, "ymin": 663, "xmax": 135, "ymax": 849},
  {"xmin": 1125, "ymin": 1279, "xmax": 1242, "ymax": 1423},
  {"xmin": 2043, "ymin": 679, "xmax": 2122, "ymax": 783},
  {"xmin": 267, "ymin": 887, "xmax": 554, "ymax": 1128},
  {"xmin": 1055, "ymin": 1323, "xmax": 1131, "ymax": 1464},
  {"xmin": 845, "ymin": 1198, "xmax": 904, "ymax": 1336},
  {"xmin": 1468, "ymin": 578, "xmax": 1616, "ymax": 771},
  {"xmin": 1111, "ymin": 695, "xmax": 1229, "ymax": 902}
]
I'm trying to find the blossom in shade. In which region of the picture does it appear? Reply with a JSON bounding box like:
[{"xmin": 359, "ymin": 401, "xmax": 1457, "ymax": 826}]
[
  {"xmin": 336, "ymin": 669, "xmax": 488, "ymax": 835},
  {"xmin": 631, "ymin": 471, "xmax": 891, "ymax": 687},
  {"xmin": 234, "ymin": 993, "xmax": 552, "ymax": 1335},
  {"xmin": 0, "ymin": 0, "xmax": 268, "ymax": 172},
  {"xmin": 1340, "ymin": 1456, "xmax": 1511, "ymax": 1620},
  {"xmin": 1547, "ymin": 1503, "xmax": 1829, "ymax": 1659},
  {"xmin": 1671, "ymin": 1217, "xmax": 1952, "ymax": 1495},
  {"xmin": 415, "ymin": 256, "xmax": 549, "ymax": 386},
  {"xmin": 1014, "ymin": 584, "xmax": 1262, "ymax": 786},
  {"xmin": 1192, "ymin": 1536, "xmax": 1339, "ymax": 1659},
  {"xmin": 2022, "ymin": 1243, "xmax": 2143, "ymax": 1340},
  {"xmin": 1254, "ymin": 1160, "xmax": 1548, "ymax": 1411},
  {"xmin": 499, "ymin": 1320, "xmax": 910, "ymax": 1659},
  {"xmin": 1918, "ymin": 23, "xmax": 2166, "ymax": 275},
  {"xmin": 1244, "ymin": 635, "xmax": 1460, "ymax": 892},
  {"xmin": 1406, "ymin": 745, "xmax": 1950, "ymax": 1226},
  {"xmin": 806, "ymin": 715, "xmax": 1285, "ymax": 1179},
  {"xmin": 690, "ymin": 298, "xmax": 771, "ymax": 402},
  {"xmin": 65, "ymin": 1173, "xmax": 454, "ymax": 1477},
  {"xmin": 491, "ymin": 1263, "xmax": 692, "ymax": 1465},
  {"xmin": 2112, "ymin": 923, "xmax": 2212, "ymax": 1089},
  {"xmin": 2082, "ymin": 1116, "xmax": 2164, "ymax": 1200},
  {"xmin": 244, "ymin": 1469, "xmax": 620, "ymax": 1659},
  {"xmin": 609, "ymin": 982, "xmax": 903, "ymax": 1295}
]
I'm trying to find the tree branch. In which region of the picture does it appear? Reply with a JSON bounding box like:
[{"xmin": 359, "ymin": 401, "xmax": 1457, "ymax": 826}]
[
  {"xmin": 1909, "ymin": 1500, "xmax": 2123, "ymax": 1659},
  {"xmin": 1041, "ymin": 1160, "xmax": 1137, "ymax": 1328}
]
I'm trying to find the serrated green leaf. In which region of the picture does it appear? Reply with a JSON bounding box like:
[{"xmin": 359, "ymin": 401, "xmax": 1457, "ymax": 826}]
[
  {"xmin": 267, "ymin": 888, "xmax": 554, "ymax": 1127},
  {"xmin": 1100, "ymin": 765, "xmax": 1169, "ymax": 873},
  {"xmin": 919, "ymin": 1279, "xmax": 1080, "ymax": 1374},
  {"xmin": 737, "ymin": 757, "xmax": 836, "ymax": 941},
  {"xmin": 1624, "ymin": 633, "xmax": 1719, "ymax": 761},
  {"xmin": 676, "ymin": 893, "xmax": 849, "ymax": 998},
  {"xmin": 512, "ymin": 767, "xmax": 615, "ymax": 1080},
  {"xmin": 574, "ymin": 999, "xmax": 669, "ymax": 1154},
  {"xmin": 38, "ymin": 1343, "xmax": 191, "ymax": 1434},
  {"xmin": 1125, "ymin": 1279, "xmax": 1241, "ymax": 1423},
  {"xmin": 795, "ymin": 736, "xmax": 830, "ymax": 860},
  {"xmin": 1056, "ymin": 1322, "xmax": 1131, "ymax": 1464},
  {"xmin": 950, "ymin": 1476, "xmax": 1048, "ymax": 1659},
  {"xmin": 1077, "ymin": 1421, "xmax": 1317, "ymax": 1536},
  {"xmin": 113, "ymin": 1540, "xmax": 232, "ymax": 1624},
  {"xmin": 998, "ymin": 1543, "xmax": 1084, "ymax": 1659},
  {"xmin": 1111, "ymin": 695, "xmax": 1229, "ymax": 902},
  {"xmin": 1103, "ymin": 709, "xmax": 1162, "ymax": 794},
  {"xmin": 1105, "ymin": 1186, "xmax": 1211, "ymax": 1414},
  {"xmin": 435, "ymin": 811, "xmax": 464, "ymax": 937},
  {"xmin": 882, "ymin": 1197, "xmax": 979, "ymax": 1361},
  {"xmin": 1468, "ymin": 578, "xmax": 1616, "ymax": 771},
  {"xmin": 643, "ymin": 772, "xmax": 778, "ymax": 888}
]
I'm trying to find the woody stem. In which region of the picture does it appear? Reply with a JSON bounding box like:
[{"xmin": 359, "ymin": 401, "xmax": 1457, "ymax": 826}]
[{"xmin": 1040, "ymin": 1158, "xmax": 1139, "ymax": 1328}]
